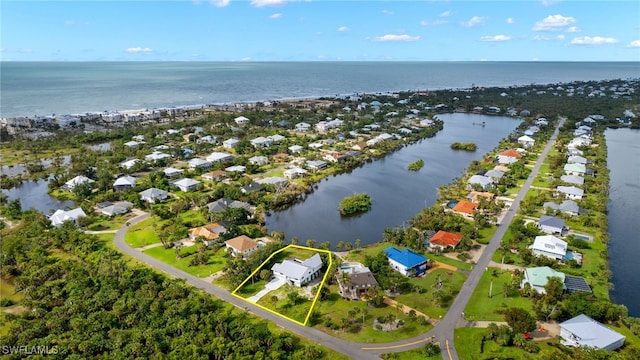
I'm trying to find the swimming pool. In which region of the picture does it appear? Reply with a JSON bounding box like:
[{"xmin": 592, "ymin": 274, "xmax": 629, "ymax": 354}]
[
  {"xmin": 573, "ymin": 234, "xmax": 591, "ymax": 241},
  {"xmin": 446, "ymin": 200, "xmax": 459, "ymax": 209}
]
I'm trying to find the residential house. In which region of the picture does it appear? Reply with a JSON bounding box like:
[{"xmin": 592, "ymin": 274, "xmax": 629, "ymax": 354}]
[
  {"xmin": 225, "ymin": 165, "xmax": 246, "ymax": 174},
  {"xmin": 323, "ymin": 151, "xmax": 348, "ymax": 163},
  {"xmin": 529, "ymin": 235, "xmax": 567, "ymax": 261},
  {"xmin": 268, "ymin": 134, "xmax": 286, "ymax": 143},
  {"xmin": 484, "ymin": 169, "xmax": 505, "ymax": 181},
  {"xmin": 556, "ymin": 186, "xmax": 584, "ymax": 200},
  {"xmin": 240, "ymin": 183, "xmax": 263, "ymax": 193},
  {"xmin": 518, "ymin": 135, "xmax": 535, "ymax": 149},
  {"xmin": 188, "ymin": 158, "xmax": 212, "ymax": 170},
  {"xmin": 294, "ymin": 122, "xmax": 311, "ymax": 131},
  {"xmin": 256, "ymin": 177, "xmax": 288, "ymax": 186},
  {"xmin": 202, "ymin": 170, "xmax": 226, "ymax": 182},
  {"xmin": 271, "ymin": 253, "xmax": 323, "ymax": 287},
  {"xmin": 567, "ymin": 148, "xmax": 584, "ymax": 156},
  {"xmin": 521, "ymin": 266, "xmax": 566, "ymax": 294},
  {"xmin": 250, "ymin": 136, "xmax": 273, "ymax": 148},
  {"xmin": 336, "ymin": 267, "xmax": 379, "ymax": 301},
  {"xmin": 384, "ymin": 247, "xmax": 428, "ymax": 277},
  {"xmin": 498, "ymin": 149, "xmax": 522, "ymax": 159},
  {"xmin": 63, "ymin": 175, "xmax": 94, "ymax": 191},
  {"xmin": 189, "ymin": 223, "xmax": 226, "ymax": 245},
  {"xmin": 222, "ymin": 138, "xmax": 240, "ymax": 149},
  {"xmin": 467, "ymin": 191, "xmax": 495, "ymax": 203},
  {"xmin": 538, "ymin": 215, "xmax": 568, "ymax": 235},
  {"xmin": 567, "ymin": 155, "xmax": 588, "ymax": 165},
  {"xmin": 306, "ymin": 160, "xmax": 328, "ymax": 171},
  {"xmin": 543, "ymin": 200, "xmax": 586, "ymax": 217},
  {"xmin": 224, "ymin": 235, "xmax": 260, "ymax": 258},
  {"xmin": 352, "ymin": 142, "xmax": 368, "ymax": 151},
  {"xmin": 452, "ymin": 200, "xmax": 479, "ymax": 218},
  {"xmin": 206, "ymin": 152, "xmax": 234, "ymax": 163},
  {"xmin": 145, "ymin": 151, "xmax": 171, "ymax": 162},
  {"xmin": 164, "ymin": 167, "xmax": 184, "ymax": 178},
  {"xmin": 139, "ymin": 188, "xmax": 169, "ymax": 203},
  {"xmin": 196, "ymin": 135, "xmax": 217, "ymax": 144},
  {"xmin": 119, "ymin": 159, "xmax": 140, "ymax": 170},
  {"xmin": 283, "ymin": 167, "xmax": 308, "ymax": 179},
  {"xmin": 249, "ymin": 156, "xmax": 269, "ymax": 166},
  {"xmin": 234, "ymin": 116, "xmax": 250, "ymax": 126},
  {"xmin": 172, "ymin": 178, "xmax": 201, "ymax": 192},
  {"xmin": 50, "ymin": 208, "xmax": 87, "ymax": 228},
  {"xmin": 206, "ymin": 198, "xmax": 253, "ymax": 214},
  {"xmin": 496, "ymin": 155, "xmax": 519, "ymax": 165},
  {"xmin": 563, "ymin": 163, "xmax": 586, "ymax": 176},
  {"xmin": 113, "ymin": 175, "xmax": 136, "ymax": 191},
  {"xmin": 428, "ymin": 230, "xmax": 463, "ymax": 250},
  {"xmin": 288, "ymin": 145, "xmax": 304, "ymax": 154},
  {"xmin": 100, "ymin": 201, "xmax": 134, "ymax": 217},
  {"xmin": 124, "ymin": 141, "xmax": 140, "ymax": 148},
  {"xmin": 559, "ymin": 314, "xmax": 625, "ymax": 351},
  {"xmin": 560, "ymin": 174, "xmax": 584, "ymax": 186},
  {"xmin": 467, "ymin": 175, "xmax": 494, "ymax": 190}
]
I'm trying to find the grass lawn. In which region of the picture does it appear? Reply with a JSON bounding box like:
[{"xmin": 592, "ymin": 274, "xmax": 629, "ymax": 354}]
[
  {"xmin": 49, "ymin": 188, "xmax": 76, "ymax": 201},
  {"xmin": 464, "ymin": 269, "xmax": 532, "ymax": 321},
  {"xmin": 87, "ymin": 218, "xmax": 123, "ymax": 231},
  {"xmin": 382, "ymin": 348, "xmax": 442, "ymax": 360},
  {"xmin": 0, "ymin": 278, "xmax": 24, "ymax": 304},
  {"xmin": 455, "ymin": 327, "xmax": 560, "ymax": 360},
  {"xmin": 236, "ymin": 278, "xmax": 268, "ymax": 297},
  {"xmin": 264, "ymin": 168, "xmax": 284, "ymax": 178},
  {"xmin": 426, "ymin": 253, "xmax": 474, "ymax": 271},
  {"xmin": 395, "ymin": 269, "xmax": 467, "ymax": 320},
  {"xmin": 255, "ymin": 283, "xmax": 313, "ymax": 324},
  {"xmin": 143, "ymin": 245, "xmax": 228, "ymax": 278},
  {"xmin": 125, "ymin": 217, "xmax": 160, "ymax": 248},
  {"xmin": 312, "ymin": 287, "xmax": 433, "ymax": 343},
  {"xmin": 178, "ymin": 209, "xmax": 206, "ymax": 227},
  {"xmin": 477, "ymin": 226, "xmax": 497, "ymax": 245}
]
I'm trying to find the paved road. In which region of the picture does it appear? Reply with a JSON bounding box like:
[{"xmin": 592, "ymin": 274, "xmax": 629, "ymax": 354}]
[
  {"xmin": 113, "ymin": 118, "xmax": 564, "ymax": 360},
  {"xmin": 113, "ymin": 212, "xmax": 380, "ymax": 360}
]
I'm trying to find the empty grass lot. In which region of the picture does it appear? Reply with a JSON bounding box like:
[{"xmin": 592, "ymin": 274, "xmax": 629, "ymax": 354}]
[
  {"xmin": 464, "ymin": 269, "xmax": 532, "ymax": 321},
  {"xmin": 125, "ymin": 217, "xmax": 160, "ymax": 248},
  {"xmin": 455, "ymin": 327, "xmax": 560, "ymax": 360},
  {"xmin": 395, "ymin": 269, "xmax": 468, "ymax": 320},
  {"xmin": 143, "ymin": 245, "xmax": 228, "ymax": 278}
]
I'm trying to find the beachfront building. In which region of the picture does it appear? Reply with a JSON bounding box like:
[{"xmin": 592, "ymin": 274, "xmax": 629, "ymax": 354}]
[
  {"xmin": 383, "ymin": 247, "xmax": 428, "ymax": 277},
  {"xmin": 271, "ymin": 254, "xmax": 323, "ymax": 287},
  {"xmin": 559, "ymin": 315, "xmax": 625, "ymax": 351}
]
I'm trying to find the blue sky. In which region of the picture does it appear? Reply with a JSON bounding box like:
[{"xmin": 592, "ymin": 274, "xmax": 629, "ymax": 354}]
[{"xmin": 2, "ymin": 0, "xmax": 639, "ymax": 61}]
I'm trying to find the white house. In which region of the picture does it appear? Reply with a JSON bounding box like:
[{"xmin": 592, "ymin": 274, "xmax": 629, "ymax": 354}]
[
  {"xmin": 222, "ymin": 138, "xmax": 240, "ymax": 149},
  {"xmin": 537, "ymin": 216, "xmax": 568, "ymax": 235},
  {"xmin": 119, "ymin": 159, "xmax": 140, "ymax": 170},
  {"xmin": 517, "ymin": 135, "xmax": 535, "ymax": 149},
  {"xmin": 288, "ymin": 145, "xmax": 303, "ymax": 154},
  {"xmin": 50, "ymin": 208, "xmax": 86, "ymax": 228},
  {"xmin": 563, "ymin": 163, "xmax": 586, "ymax": 176},
  {"xmin": 164, "ymin": 167, "xmax": 185, "ymax": 178},
  {"xmin": 188, "ymin": 158, "xmax": 212, "ymax": 170},
  {"xmin": 206, "ymin": 152, "xmax": 234, "ymax": 163},
  {"xmin": 283, "ymin": 167, "xmax": 307, "ymax": 179},
  {"xmin": 294, "ymin": 122, "xmax": 311, "ymax": 131},
  {"xmin": 113, "ymin": 175, "xmax": 137, "ymax": 191},
  {"xmin": 271, "ymin": 253, "xmax": 323, "ymax": 287},
  {"xmin": 64, "ymin": 175, "xmax": 94, "ymax": 191},
  {"xmin": 384, "ymin": 247, "xmax": 428, "ymax": 277},
  {"xmin": 224, "ymin": 235, "xmax": 260, "ymax": 258},
  {"xmin": 248, "ymin": 156, "xmax": 269, "ymax": 166},
  {"xmin": 556, "ymin": 186, "xmax": 584, "ymax": 200},
  {"xmin": 467, "ymin": 175, "xmax": 494, "ymax": 190},
  {"xmin": 139, "ymin": 188, "xmax": 169, "ymax": 203},
  {"xmin": 173, "ymin": 178, "xmax": 201, "ymax": 192},
  {"xmin": 234, "ymin": 116, "xmax": 250, "ymax": 125},
  {"xmin": 560, "ymin": 314, "xmax": 625, "ymax": 351},
  {"xmin": 145, "ymin": 151, "xmax": 171, "ymax": 162},
  {"xmin": 250, "ymin": 136, "xmax": 273, "ymax": 148},
  {"xmin": 560, "ymin": 174, "xmax": 584, "ymax": 186},
  {"xmin": 268, "ymin": 134, "xmax": 286, "ymax": 143},
  {"xmin": 529, "ymin": 235, "xmax": 567, "ymax": 261}
]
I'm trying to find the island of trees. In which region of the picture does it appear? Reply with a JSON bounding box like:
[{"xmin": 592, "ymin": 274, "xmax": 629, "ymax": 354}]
[
  {"xmin": 339, "ymin": 193, "xmax": 372, "ymax": 215},
  {"xmin": 450, "ymin": 142, "xmax": 477, "ymax": 151},
  {"xmin": 407, "ymin": 159, "xmax": 424, "ymax": 171}
]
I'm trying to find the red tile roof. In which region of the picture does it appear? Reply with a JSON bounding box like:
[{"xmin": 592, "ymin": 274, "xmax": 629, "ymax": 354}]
[
  {"xmin": 498, "ymin": 149, "xmax": 522, "ymax": 158},
  {"xmin": 452, "ymin": 200, "xmax": 478, "ymax": 215},
  {"xmin": 429, "ymin": 230, "xmax": 463, "ymax": 247}
]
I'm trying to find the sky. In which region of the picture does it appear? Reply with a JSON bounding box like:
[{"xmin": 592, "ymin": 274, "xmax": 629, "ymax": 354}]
[{"xmin": 1, "ymin": 0, "xmax": 639, "ymax": 61}]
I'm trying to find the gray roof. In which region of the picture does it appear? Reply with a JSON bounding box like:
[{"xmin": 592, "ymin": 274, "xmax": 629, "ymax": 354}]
[
  {"xmin": 560, "ymin": 314, "xmax": 625, "ymax": 350},
  {"xmin": 468, "ymin": 175, "xmax": 493, "ymax": 187},
  {"xmin": 544, "ymin": 200, "xmax": 583, "ymax": 215},
  {"xmin": 560, "ymin": 174, "xmax": 584, "ymax": 185},
  {"xmin": 302, "ymin": 253, "xmax": 322, "ymax": 269},
  {"xmin": 539, "ymin": 215, "xmax": 566, "ymax": 229},
  {"xmin": 484, "ymin": 169, "xmax": 505, "ymax": 179},
  {"xmin": 567, "ymin": 155, "xmax": 587, "ymax": 164},
  {"xmin": 557, "ymin": 186, "xmax": 584, "ymax": 197},
  {"xmin": 139, "ymin": 187, "xmax": 168, "ymax": 199}
]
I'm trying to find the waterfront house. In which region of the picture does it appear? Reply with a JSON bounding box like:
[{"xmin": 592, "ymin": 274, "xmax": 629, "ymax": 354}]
[
  {"xmin": 496, "ymin": 155, "xmax": 519, "ymax": 165},
  {"xmin": 563, "ymin": 163, "xmax": 586, "ymax": 176},
  {"xmin": 484, "ymin": 169, "xmax": 505, "ymax": 180},
  {"xmin": 560, "ymin": 174, "xmax": 585, "ymax": 186},
  {"xmin": 452, "ymin": 200, "xmax": 479, "ymax": 218},
  {"xmin": 428, "ymin": 230, "xmax": 463, "ymax": 250},
  {"xmin": 306, "ymin": 160, "xmax": 328, "ymax": 171},
  {"xmin": 567, "ymin": 155, "xmax": 588, "ymax": 165},
  {"xmin": 283, "ymin": 167, "xmax": 308, "ymax": 179},
  {"xmin": 538, "ymin": 216, "xmax": 568, "ymax": 235},
  {"xmin": 467, "ymin": 175, "xmax": 494, "ymax": 190},
  {"xmin": 50, "ymin": 208, "xmax": 86, "ymax": 228},
  {"xmin": 225, "ymin": 235, "xmax": 260, "ymax": 258},
  {"xmin": 249, "ymin": 156, "xmax": 269, "ymax": 166},
  {"xmin": 172, "ymin": 178, "xmax": 201, "ymax": 192},
  {"xmin": 124, "ymin": 140, "xmax": 140, "ymax": 148},
  {"xmin": 234, "ymin": 116, "xmax": 250, "ymax": 125},
  {"xmin": 272, "ymin": 253, "xmax": 323, "ymax": 287},
  {"xmin": 202, "ymin": 170, "xmax": 226, "ymax": 182},
  {"xmin": 189, "ymin": 223, "xmax": 226, "ymax": 244},
  {"xmin": 529, "ymin": 235, "xmax": 567, "ymax": 261},
  {"xmin": 336, "ymin": 267, "xmax": 379, "ymax": 301},
  {"xmin": 256, "ymin": 177, "xmax": 288, "ymax": 186},
  {"xmin": 520, "ymin": 266, "xmax": 566, "ymax": 294},
  {"xmin": 139, "ymin": 188, "xmax": 169, "ymax": 203},
  {"xmin": 543, "ymin": 200, "xmax": 586, "ymax": 217},
  {"xmin": 113, "ymin": 175, "xmax": 136, "ymax": 191},
  {"xmin": 384, "ymin": 247, "xmax": 428, "ymax": 277},
  {"xmin": 556, "ymin": 186, "xmax": 584, "ymax": 200},
  {"xmin": 223, "ymin": 138, "xmax": 240, "ymax": 149},
  {"xmin": 63, "ymin": 175, "xmax": 95, "ymax": 191},
  {"xmin": 517, "ymin": 135, "xmax": 535, "ymax": 149},
  {"xmin": 240, "ymin": 183, "xmax": 263, "ymax": 193},
  {"xmin": 559, "ymin": 315, "xmax": 625, "ymax": 351},
  {"xmin": 467, "ymin": 191, "xmax": 495, "ymax": 203},
  {"xmin": 206, "ymin": 152, "xmax": 234, "ymax": 163}
]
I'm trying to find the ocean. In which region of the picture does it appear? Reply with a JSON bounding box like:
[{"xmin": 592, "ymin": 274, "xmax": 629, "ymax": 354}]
[{"xmin": 1, "ymin": 61, "xmax": 638, "ymax": 118}]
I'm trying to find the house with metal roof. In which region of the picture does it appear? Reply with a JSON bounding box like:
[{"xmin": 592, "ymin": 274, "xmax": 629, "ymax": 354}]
[
  {"xmin": 271, "ymin": 253, "xmax": 323, "ymax": 287},
  {"xmin": 113, "ymin": 175, "xmax": 136, "ymax": 191},
  {"xmin": 560, "ymin": 314, "xmax": 625, "ymax": 350},
  {"xmin": 564, "ymin": 163, "xmax": 586, "ymax": 176},
  {"xmin": 560, "ymin": 174, "xmax": 584, "ymax": 186},
  {"xmin": 467, "ymin": 174, "xmax": 494, "ymax": 190},
  {"xmin": 63, "ymin": 175, "xmax": 95, "ymax": 191},
  {"xmin": 538, "ymin": 216, "xmax": 568, "ymax": 236},
  {"xmin": 521, "ymin": 266, "xmax": 566, "ymax": 294},
  {"xmin": 543, "ymin": 200, "xmax": 586, "ymax": 217},
  {"xmin": 50, "ymin": 208, "xmax": 87, "ymax": 228},
  {"xmin": 529, "ymin": 235, "xmax": 567, "ymax": 261},
  {"xmin": 139, "ymin": 188, "xmax": 169, "ymax": 203},
  {"xmin": 384, "ymin": 247, "xmax": 428, "ymax": 277},
  {"xmin": 556, "ymin": 186, "xmax": 584, "ymax": 200},
  {"xmin": 172, "ymin": 178, "xmax": 201, "ymax": 192}
]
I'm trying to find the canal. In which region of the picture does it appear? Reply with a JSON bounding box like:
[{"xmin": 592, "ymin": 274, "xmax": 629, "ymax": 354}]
[
  {"xmin": 265, "ymin": 113, "xmax": 521, "ymax": 248},
  {"xmin": 606, "ymin": 127, "xmax": 640, "ymax": 317}
]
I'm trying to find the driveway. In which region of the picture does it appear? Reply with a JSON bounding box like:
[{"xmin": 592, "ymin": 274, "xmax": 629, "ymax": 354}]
[{"xmin": 247, "ymin": 277, "xmax": 286, "ymax": 303}]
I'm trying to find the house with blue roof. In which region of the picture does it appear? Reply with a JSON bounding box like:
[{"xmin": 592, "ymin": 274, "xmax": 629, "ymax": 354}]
[{"xmin": 383, "ymin": 247, "xmax": 428, "ymax": 277}]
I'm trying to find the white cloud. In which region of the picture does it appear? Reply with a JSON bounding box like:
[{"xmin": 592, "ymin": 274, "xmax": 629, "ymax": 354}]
[
  {"xmin": 420, "ymin": 20, "xmax": 447, "ymax": 26},
  {"xmin": 628, "ymin": 40, "xmax": 640, "ymax": 48},
  {"xmin": 250, "ymin": 0, "xmax": 287, "ymax": 7},
  {"xmin": 371, "ymin": 34, "xmax": 421, "ymax": 42},
  {"xmin": 210, "ymin": 0, "xmax": 230, "ymax": 7},
  {"xmin": 269, "ymin": 13, "xmax": 283, "ymax": 19},
  {"xmin": 532, "ymin": 14, "xmax": 575, "ymax": 31},
  {"xmin": 566, "ymin": 26, "xmax": 580, "ymax": 33},
  {"xmin": 506, "ymin": 18, "xmax": 515, "ymax": 24},
  {"xmin": 240, "ymin": 57, "xmax": 252, "ymax": 61},
  {"xmin": 440, "ymin": 10, "xmax": 452, "ymax": 17},
  {"xmin": 125, "ymin": 47, "xmax": 153, "ymax": 54},
  {"xmin": 480, "ymin": 35, "xmax": 512, "ymax": 42},
  {"xmin": 381, "ymin": 10, "xmax": 394, "ymax": 15},
  {"xmin": 461, "ymin": 16, "xmax": 486, "ymax": 28},
  {"xmin": 541, "ymin": 0, "xmax": 560, "ymax": 6},
  {"xmin": 533, "ymin": 34, "xmax": 565, "ymax": 41},
  {"xmin": 338, "ymin": 26, "xmax": 350, "ymax": 32},
  {"xmin": 570, "ymin": 36, "xmax": 618, "ymax": 45}
]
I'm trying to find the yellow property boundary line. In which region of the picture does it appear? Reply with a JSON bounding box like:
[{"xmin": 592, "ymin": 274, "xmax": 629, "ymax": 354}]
[{"xmin": 231, "ymin": 244, "xmax": 333, "ymax": 326}]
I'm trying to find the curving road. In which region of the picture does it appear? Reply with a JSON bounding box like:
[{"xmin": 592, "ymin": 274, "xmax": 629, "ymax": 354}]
[{"xmin": 114, "ymin": 118, "xmax": 564, "ymax": 360}]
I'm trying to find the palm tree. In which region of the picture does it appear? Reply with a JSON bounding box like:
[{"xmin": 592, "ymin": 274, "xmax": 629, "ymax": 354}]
[
  {"xmin": 355, "ymin": 239, "xmax": 361, "ymax": 249},
  {"xmin": 306, "ymin": 239, "xmax": 316, "ymax": 248}
]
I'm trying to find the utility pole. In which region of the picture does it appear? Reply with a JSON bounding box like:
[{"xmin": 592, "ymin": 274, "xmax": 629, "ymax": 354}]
[{"xmin": 489, "ymin": 280, "xmax": 493, "ymax": 299}]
